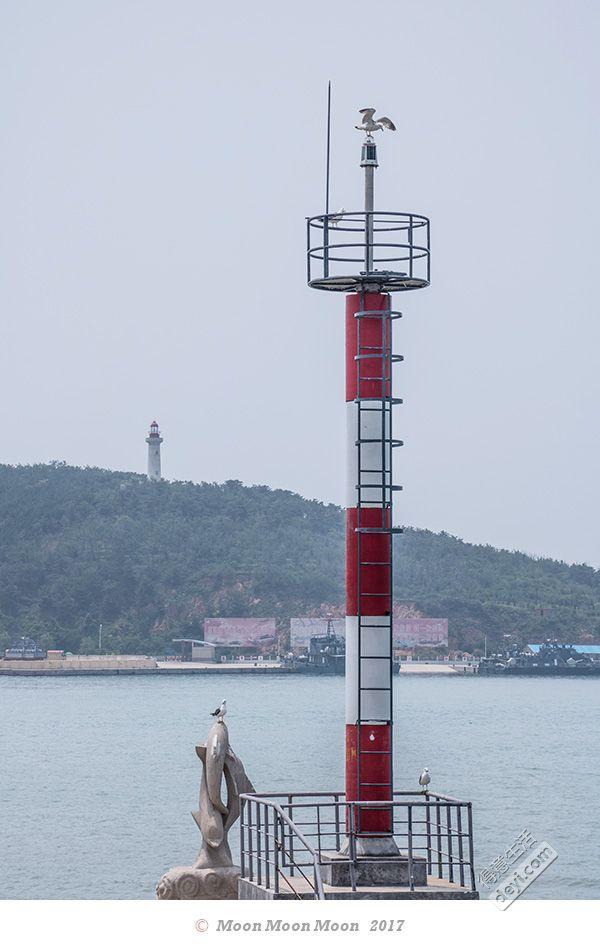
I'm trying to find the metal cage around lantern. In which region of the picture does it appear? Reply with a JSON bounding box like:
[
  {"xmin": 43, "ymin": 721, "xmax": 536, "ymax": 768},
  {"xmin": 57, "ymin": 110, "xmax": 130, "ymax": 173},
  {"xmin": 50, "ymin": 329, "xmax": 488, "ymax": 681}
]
[{"xmin": 307, "ymin": 210, "xmax": 430, "ymax": 292}]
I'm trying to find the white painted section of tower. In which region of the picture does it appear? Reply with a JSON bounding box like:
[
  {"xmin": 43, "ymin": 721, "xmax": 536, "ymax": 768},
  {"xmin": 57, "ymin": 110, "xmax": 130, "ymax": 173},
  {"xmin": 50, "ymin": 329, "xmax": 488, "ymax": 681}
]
[
  {"xmin": 147, "ymin": 441, "xmax": 161, "ymax": 480},
  {"xmin": 345, "ymin": 401, "xmax": 391, "ymax": 507},
  {"xmin": 146, "ymin": 422, "xmax": 163, "ymax": 481},
  {"xmin": 345, "ymin": 616, "xmax": 392, "ymax": 722}
]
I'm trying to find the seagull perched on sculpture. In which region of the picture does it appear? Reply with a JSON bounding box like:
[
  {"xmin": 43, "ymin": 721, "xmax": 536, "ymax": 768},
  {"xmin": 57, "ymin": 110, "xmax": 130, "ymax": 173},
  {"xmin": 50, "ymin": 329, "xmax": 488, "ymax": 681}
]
[
  {"xmin": 419, "ymin": 767, "xmax": 431, "ymax": 794},
  {"xmin": 210, "ymin": 700, "xmax": 227, "ymax": 721},
  {"xmin": 355, "ymin": 108, "xmax": 396, "ymax": 133}
]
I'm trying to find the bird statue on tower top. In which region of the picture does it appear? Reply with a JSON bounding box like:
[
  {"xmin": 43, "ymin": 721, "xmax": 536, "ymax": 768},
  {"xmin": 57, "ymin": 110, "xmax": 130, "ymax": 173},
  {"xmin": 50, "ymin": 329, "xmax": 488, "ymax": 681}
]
[{"xmin": 355, "ymin": 108, "xmax": 396, "ymax": 133}]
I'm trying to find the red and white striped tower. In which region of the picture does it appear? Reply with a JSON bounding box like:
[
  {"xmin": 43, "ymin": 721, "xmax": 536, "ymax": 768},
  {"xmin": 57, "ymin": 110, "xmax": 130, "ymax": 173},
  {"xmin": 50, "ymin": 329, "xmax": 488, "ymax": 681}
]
[
  {"xmin": 307, "ymin": 107, "xmax": 430, "ymax": 854},
  {"xmin": 345, "ymin": 287, "xmax": 396, "ymax": 847}
]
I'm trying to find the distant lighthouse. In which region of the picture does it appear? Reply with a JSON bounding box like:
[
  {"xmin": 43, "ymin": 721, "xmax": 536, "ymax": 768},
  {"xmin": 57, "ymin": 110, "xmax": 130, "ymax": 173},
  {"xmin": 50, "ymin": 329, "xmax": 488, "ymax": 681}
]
[{"xmin": 146, "ymin": 421, "xmax": 163, "ymax": 481}]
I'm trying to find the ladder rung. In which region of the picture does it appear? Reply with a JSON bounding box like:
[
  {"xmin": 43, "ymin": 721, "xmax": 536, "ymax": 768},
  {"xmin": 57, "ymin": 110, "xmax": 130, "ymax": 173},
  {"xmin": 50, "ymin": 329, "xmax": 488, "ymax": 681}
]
[
  {"xmin": 356, "ymin": 718, "xmax": 391, "ymax": 726},
  {"xmin": 356, "ymin": 527, "xmax": 403, "ymax": 534},
  {"xmin": 354, "ymin": 309, "xmax": 402, "ymax": 318},
  {"xmin": 356, "ymin": 401, "xmax": 403, "ymax": 407},
  {"xmin": 357, "ymin": 442, "xmax": 403, "ymax": 449},
  {"xmin": 355, "ymin": 354, "xmax": 403, "ymax": 362}
]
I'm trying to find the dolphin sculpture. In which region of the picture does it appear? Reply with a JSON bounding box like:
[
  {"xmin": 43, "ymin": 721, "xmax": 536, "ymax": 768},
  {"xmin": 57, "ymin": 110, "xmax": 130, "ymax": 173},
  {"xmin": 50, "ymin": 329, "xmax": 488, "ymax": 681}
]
[
  {"xmin": 192, "ymin": 719, "xmax": 255, "ymax": 868},
  {"xmin": 156, "ymin": 714, "xmax": 255, "ymax": 899}
]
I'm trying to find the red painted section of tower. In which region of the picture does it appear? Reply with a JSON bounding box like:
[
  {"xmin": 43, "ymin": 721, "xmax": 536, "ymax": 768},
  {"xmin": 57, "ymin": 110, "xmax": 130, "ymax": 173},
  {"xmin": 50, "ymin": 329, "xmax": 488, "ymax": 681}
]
[
  {"xmin": 346, "ymin": 292, "xmax": 391, "ymax": 401},
  {"xmin": 346, "ymin": 724, "xmax": 393, "ymax": 833},
  {"xmin": 345, "ymin": 507, "xmax": 391, "ymax": 617}
]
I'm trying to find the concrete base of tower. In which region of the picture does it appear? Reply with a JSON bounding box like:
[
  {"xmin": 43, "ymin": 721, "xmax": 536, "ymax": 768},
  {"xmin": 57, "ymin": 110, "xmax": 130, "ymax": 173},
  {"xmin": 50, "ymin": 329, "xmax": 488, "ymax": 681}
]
[
  {"xmin": 238, "ymin": 877, "xmax": 479, "ymax": 900},
  {"xmin": 338, "ymin": 835, "xmax": 399, "ymax": 858},
  {"xmin": 320, "ymin": 850, "xmax": 427, "ymax": 888}
]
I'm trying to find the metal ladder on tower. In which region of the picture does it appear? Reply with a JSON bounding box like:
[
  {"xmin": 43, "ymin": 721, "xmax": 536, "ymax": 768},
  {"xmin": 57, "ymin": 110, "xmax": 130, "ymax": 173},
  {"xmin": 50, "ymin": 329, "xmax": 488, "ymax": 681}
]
[{"xmin": 354, "ymin": 297, "xmax": 403, "ymax": 831}]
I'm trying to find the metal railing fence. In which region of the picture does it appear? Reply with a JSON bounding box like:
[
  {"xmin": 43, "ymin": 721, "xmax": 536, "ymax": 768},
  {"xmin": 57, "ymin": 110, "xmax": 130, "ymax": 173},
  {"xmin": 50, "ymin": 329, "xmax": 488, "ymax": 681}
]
[
  {"xmin": 240, "ymin": 790, "xmax": 476, "ymax": 899},
  {"xmin": 307, "ymin": 211, "xmax": 431, "ymax": 292}
]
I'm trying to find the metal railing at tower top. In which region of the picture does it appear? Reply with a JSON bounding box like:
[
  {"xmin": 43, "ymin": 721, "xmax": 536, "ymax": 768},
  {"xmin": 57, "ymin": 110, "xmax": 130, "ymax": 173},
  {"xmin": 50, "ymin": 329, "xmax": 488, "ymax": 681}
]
[
  {"xmin": 240, "ymin": 791, "xmax": 477, "ymax": 899},
  {"xmin": 306, "ymin": 211, "xmax": 430, "ymax": 292}
]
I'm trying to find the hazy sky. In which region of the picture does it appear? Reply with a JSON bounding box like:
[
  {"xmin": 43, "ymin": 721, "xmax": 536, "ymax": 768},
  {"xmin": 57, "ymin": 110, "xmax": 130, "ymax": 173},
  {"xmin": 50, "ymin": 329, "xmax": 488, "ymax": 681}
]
[{"xmin": 1, "ymin": 1, "xmax": 599, "ymax": 567}]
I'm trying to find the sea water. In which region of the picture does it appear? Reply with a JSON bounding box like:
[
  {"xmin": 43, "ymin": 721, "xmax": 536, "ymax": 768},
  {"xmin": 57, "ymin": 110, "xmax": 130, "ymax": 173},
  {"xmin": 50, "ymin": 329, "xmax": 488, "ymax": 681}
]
[{"xmin": 0, "ymin": 674, "xmax": 598, "ymax": 899}]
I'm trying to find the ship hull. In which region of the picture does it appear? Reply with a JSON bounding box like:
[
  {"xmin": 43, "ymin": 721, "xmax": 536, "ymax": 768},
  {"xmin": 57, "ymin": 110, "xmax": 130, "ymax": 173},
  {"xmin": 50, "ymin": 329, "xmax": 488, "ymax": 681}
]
[{"xmin": 478, "ymin": 666, "xmax": 600, "ymax": 676}]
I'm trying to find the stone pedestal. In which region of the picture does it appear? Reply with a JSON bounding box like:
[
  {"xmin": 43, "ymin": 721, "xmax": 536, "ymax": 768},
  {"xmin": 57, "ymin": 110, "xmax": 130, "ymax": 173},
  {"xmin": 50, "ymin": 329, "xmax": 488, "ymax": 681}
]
[{"xmin": 156, "ymin": 866, "xmax": 240, "ymax": 900}]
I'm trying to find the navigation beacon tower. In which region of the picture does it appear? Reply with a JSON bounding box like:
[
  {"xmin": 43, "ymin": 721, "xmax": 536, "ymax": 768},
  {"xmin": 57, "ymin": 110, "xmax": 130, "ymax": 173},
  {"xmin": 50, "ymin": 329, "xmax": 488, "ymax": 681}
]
[
  {"xmin": 237, "ymin": 101, "xmax": 477, "ymax": 899},
  {"xmin": 307, "ymin": 107, "xmax": 431, "ymax": 853},
  {"xmin": 146, "ymin": 421, "xmax": 163, "ymax": 481}
]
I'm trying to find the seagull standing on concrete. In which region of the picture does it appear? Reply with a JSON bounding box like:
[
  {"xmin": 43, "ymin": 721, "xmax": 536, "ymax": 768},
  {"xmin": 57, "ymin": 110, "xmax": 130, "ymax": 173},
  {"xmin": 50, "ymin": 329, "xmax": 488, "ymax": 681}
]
[
  {"xmin": 210, "ymin": 700, "xmax": 227, "ymax": 721},
  {"xmin": 419, "ymin": 767, "xmax": 431, "ymax": 794},
  {"xmin": 355, "ymin": 108, "xmax": 397, "ymax": 133}
]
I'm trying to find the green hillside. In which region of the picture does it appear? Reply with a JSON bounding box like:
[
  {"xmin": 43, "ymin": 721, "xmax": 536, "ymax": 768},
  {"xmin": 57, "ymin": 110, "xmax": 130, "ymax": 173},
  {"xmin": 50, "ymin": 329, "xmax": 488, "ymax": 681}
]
[{"xmin": 0, "ymin": 462, "xmax": 598, "ymax": 655}]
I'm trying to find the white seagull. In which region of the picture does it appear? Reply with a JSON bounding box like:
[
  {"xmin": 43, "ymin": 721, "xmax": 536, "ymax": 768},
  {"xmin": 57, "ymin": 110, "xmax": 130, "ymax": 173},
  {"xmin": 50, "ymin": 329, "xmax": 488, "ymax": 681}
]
[
  {"xmin": 355, "ymin": 108, "xmax": 396, "ymax": 133},
  {"xmin": 328, "ymin": 207, "xmax": 346, "ymax": 228},
  {"xmin": 210, "ymin": 699, "xmax": 227, "ymax": 721},
  {"xmin": 419, "ymin": 767, "xmax": 431, "ymax": 794}
]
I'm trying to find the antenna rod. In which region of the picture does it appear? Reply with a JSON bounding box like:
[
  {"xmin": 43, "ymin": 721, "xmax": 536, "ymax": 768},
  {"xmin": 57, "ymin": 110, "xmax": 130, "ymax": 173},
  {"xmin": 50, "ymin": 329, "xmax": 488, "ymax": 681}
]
[
  {"xmin": 324, "ymin": 81, "xmax": 332, "ymax": 278},
  {"xmin": 325, "ymin": 80, "xmax": 331, "ymax": 215}
]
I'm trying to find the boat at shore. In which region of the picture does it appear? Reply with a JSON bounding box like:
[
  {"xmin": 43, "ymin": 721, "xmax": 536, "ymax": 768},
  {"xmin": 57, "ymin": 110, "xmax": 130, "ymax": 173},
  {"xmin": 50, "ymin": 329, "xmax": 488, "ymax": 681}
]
[
  {"xmin": 478, "ymin": 640, "xmax": 600, "ymax": 676},
  {"xmin": 3, "ymin": 636, "xmax": 47, "ymax": 660},
  {"xmin": 289, "ymin": 623, "xmax": 401, "ymax": 675}
]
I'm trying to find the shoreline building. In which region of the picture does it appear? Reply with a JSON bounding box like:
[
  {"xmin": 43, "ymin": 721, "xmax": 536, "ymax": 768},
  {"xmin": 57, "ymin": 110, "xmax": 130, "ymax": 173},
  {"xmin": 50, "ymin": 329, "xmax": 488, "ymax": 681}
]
[{"xmin": 146, "ymin": 421, "xmax": 163, "ymax": 481}]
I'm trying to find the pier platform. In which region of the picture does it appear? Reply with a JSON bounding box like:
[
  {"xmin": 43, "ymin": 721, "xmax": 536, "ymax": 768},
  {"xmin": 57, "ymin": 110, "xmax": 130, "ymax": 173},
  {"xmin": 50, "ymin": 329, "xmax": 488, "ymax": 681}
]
[
  {"xmin": 239, "ymin": 876, "xmax": 478, "ymax": 900},
  {"xmin": 0, "ymin": 657, "xmax": 293, "ymax": 676},
  {"xmin": 0, "ymin": 654, "xmax": 158, "ymax": 675},
  {"xmin": 156, "ymin": 661, "xmax": 292, "ymax": 674}
]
